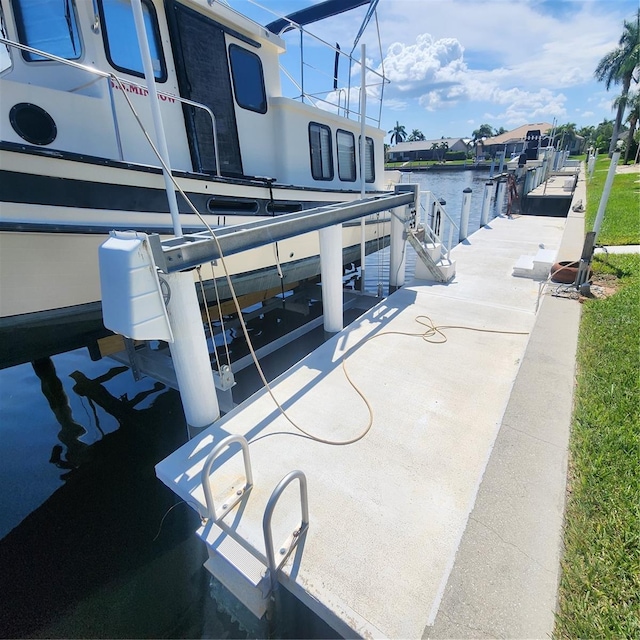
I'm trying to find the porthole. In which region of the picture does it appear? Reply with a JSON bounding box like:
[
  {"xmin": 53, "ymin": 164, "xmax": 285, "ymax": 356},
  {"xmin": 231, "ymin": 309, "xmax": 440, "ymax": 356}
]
[{"xmin": 9, "ymin": 103, "xmax": 57, "ymax": 145}]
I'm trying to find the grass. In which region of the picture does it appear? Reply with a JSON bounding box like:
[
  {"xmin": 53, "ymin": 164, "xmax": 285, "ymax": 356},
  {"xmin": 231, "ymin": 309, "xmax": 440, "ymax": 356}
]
[
  {"xmin": 585, "ymin": 156, "xmax": 640, "ymax": 245},
  {"xmin": 554, "ymin": 252, "xmax": 640, "ymax": 638}
]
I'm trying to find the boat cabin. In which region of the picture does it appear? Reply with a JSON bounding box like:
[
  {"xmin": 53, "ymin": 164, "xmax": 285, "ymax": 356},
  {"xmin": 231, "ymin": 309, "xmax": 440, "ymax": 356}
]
[{"xmin": 0, "ymin": 0, "xmax": 384, "ymax": 192}]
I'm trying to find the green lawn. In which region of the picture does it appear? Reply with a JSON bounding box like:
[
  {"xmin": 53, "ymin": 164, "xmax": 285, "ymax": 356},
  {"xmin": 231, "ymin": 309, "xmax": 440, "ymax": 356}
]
[
  {"xmin": 586, "ymin": 157, "xmax": 640, "ymax": 245},
  {"xmin": 554, "ymin": 252, "xmax": 640, "ymax": 637}
]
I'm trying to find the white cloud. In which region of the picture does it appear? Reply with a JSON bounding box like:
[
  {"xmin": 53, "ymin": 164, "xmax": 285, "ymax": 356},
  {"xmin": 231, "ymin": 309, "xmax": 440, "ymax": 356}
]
[
  {"xmin": 484, "ymin": 87, "xmax": 568, "ymax": 126},
  {"xmin": 377, "ymin": 29, "xmax": 569, "ymax": 124},
  {"xmin": 380, "ymin": 34, "xmax": 467, "ymax": 92},
  {"xmin": 384, "ymin": 98, "xmax": 409, "ymax": 111},
  {"xmin": 265, "ymin": 0, "xmax": 637, "ymax": 135}
]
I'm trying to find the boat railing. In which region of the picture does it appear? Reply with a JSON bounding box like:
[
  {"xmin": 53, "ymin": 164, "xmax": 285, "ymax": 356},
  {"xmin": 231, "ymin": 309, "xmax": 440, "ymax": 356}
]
[
  {"xmin": 0, "ymin": 37, "xmax": 221, "ymax": 176},
  {"xmin": 420, "ymin": 191, "xmax": 459, "ymax": 262},
  {"xmin": 243, "ymin": 0, "xmax": 388, "ymax": 127}
]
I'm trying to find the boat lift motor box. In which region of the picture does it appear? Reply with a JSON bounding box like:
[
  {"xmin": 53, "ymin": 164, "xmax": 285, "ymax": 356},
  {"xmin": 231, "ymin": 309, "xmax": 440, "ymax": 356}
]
[{"xmin": 99, "ymin": 230, "xmax": 173, "ymax": 342}]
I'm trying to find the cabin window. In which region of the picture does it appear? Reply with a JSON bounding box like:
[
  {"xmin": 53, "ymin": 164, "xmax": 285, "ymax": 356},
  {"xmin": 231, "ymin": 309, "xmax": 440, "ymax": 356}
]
[
  {"xmin": 337, "ymin": 130, "xmax": 356, "ymax": 182},
  {"xmin": 228, "ymin": 44, "xmax": 267, "ymax": 114},
  {"xmin": 309, "ymin": 122, "xmax": 333, "ymax": 181},
  {"xmin": 11, "ymin": 0, "xmax": 82, "ymax": 62},
  {"xmin": 0, "ymin": 7, "xmax": 11, "ymax": 71},
  {"xmin": 359, "ymin": 135, "xmax": 375, "ymax": 182},
  {"xmin": 98, "ymin": 0, "xmax": 166, "ymax": 81}
]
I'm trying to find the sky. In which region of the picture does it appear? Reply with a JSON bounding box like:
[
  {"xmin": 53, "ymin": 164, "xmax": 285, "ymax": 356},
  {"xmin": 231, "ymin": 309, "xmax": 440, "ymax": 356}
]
[{"xmin": 235, "ymin": 0, "xmax": 638, "ymax": 142}]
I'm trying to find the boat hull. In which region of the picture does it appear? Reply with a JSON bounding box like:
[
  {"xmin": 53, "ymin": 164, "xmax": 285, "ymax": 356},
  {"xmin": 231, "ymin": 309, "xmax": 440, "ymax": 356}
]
[{"xmin": 0, "ymin": 229, "xmax": 387, "ymax": 369}]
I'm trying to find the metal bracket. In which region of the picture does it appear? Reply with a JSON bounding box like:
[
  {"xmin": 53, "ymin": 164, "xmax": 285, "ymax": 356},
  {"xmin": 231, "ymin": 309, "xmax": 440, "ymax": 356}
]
[
  {"xmin": 124, "ymin": 337, "xmax": 141, "ymax": 381},
  {"xmin": 213, "ymin": 364, "xmax": 235, "ymax": 391}
]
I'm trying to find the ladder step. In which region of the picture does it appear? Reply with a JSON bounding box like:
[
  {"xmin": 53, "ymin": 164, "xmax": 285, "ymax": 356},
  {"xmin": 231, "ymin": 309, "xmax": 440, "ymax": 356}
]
[
  {"xmin": 407, "ymin": 230, "xmax": 454, "ymax": 282},
  {"xmin": 199, "ymin": 523, "xmax": 271, "ymax": 619}
]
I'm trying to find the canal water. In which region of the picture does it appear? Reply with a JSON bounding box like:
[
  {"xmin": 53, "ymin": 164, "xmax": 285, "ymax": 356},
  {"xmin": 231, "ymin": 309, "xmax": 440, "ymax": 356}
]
[{"xmin": 0, "ymin": 169, "xmax": 502, "ymax": 638}]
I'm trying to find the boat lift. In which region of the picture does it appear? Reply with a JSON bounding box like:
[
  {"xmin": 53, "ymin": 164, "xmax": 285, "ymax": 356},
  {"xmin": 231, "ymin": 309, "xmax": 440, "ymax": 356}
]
[{"xmin": 98, "ymin": 186, "xmax": 434, "ymax": 428}]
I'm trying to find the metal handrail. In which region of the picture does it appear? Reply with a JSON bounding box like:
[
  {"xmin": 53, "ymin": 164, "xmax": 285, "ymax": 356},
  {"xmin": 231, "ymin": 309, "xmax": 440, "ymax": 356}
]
[
  {"xmin": 242, "ymin": 2, "xmax": 387, "ymax": 126},
  {"xmin": 0, "ymin": 37, "xmax": 221, "ymax": 176},
  {"xmin": 262, "ymin": 470, "xmax": 309, "ymax": 591},
  {"xmin": 201, "ymin": 434, "xmax": 254, "ymax": 522},
  {"xmin": 421, "ymin": 191, "xmax": 459, "ymax": 261}
]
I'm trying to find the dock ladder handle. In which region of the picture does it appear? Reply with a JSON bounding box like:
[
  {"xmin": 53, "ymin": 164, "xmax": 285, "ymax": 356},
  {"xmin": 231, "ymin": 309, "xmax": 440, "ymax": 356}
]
[
  {"xmin": 201, "ymin": 434, "xmax": 253, "ymax": 523},
  {"xmin": 262, "ymin": 470, "xmax": 310, "ymax": 591}
]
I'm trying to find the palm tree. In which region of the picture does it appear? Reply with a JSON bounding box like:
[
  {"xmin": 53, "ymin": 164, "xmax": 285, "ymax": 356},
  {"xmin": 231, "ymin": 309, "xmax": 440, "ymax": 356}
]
[
  {"xmin": 388, "ymin": 121, "xmax": 407, "ymax": 145},
  {"xmin": 578, "ymin": 125, "xmax": 596, "ymax": 149},
  {"xmin": 594, "ymin": 10, "xmax": 640, "ymax": 154},
  {"xmin": 407, "ymin": 129, "xmax": 425, "ymax": 142},
  {"xmin": 439, "ymin": 140, "xmax": 449, "ymax": 161},
  {"xmin": 554, "ymin": 122, "xmax": 578, "ymax": 152},
  {"xmin": 472, "ymin": 124, "xmax": 495, "ymax": 141},
  {"xmin": 621, "ymin": 91, "xmax": 640, "ymax": 163}
]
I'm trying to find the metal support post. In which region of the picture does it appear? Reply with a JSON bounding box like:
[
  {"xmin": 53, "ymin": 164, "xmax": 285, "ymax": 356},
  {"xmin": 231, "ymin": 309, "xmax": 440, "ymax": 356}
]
[
  {"xmin": 593, "ymin": 151, "xmax": 621, "ymax": 241},
  {"xmin": 359, "ymin": 44, "xmax": 367, "ymax": 292}
]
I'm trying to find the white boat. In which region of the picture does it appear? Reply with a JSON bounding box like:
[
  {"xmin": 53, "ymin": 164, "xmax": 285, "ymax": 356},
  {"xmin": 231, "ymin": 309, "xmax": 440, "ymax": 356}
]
[{"xmin": 0, "ymin": 0, "xmax": 390, "ymax": 367}]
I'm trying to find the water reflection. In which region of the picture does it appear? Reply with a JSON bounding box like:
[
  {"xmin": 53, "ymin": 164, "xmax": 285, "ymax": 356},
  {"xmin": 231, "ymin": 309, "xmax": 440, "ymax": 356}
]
[
  {"xmin": 0, "ymin": 353, "xmax": 210, "ymax": 639},
  {"xmin": 32, "ymin": 357, "xmax": 90, "ymax": 472}
]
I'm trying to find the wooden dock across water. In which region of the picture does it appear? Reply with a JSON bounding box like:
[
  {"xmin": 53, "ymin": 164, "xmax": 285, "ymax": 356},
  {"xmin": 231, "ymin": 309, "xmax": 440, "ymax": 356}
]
[{"xmin": 156, "ymin": 213, "xmax": 569, "ymax": 639}]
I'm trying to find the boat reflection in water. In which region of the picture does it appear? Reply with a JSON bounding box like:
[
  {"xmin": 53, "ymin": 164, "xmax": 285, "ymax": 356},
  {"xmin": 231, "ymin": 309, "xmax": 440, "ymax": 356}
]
[{"xmin": 0, "ymin": 354, "xmax": 216, "ymax": 638}]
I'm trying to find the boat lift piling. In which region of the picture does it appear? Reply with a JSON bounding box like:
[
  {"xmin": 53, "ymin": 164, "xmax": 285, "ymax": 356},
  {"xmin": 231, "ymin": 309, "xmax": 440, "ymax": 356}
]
[
  {"xmin": 480, "ymin": 181, "xmax": 493, "ymax": 226},
  {"xmin": 319, "ymin": 224, "xmax": 344, "ymax": 333},
  {"xmin": 459, "ymin": 187, "xmax": 472, "ymax": 242}
]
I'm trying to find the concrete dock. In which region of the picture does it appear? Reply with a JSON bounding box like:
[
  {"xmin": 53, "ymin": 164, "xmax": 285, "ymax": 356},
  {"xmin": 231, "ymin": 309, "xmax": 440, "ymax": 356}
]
[{"xmin": 156, "ymin": 174, "xmax": 586, "ymax": 638}]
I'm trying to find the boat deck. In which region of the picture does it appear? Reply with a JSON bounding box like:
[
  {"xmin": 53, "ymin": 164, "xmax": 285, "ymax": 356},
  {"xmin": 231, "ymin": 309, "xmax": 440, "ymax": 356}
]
[{"xmin": 156, "ymin": 213, "xmax": 571, "ymax": 639}]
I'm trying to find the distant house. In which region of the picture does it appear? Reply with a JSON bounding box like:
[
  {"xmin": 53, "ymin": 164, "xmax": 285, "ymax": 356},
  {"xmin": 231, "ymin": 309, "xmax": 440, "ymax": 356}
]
[
  {"xmin": 479, "ymin": 123, "xmax": 554, "ymax": 160},
  {"xmin": 387, "ymin": 138, "xmax": 469, "ymax": 162}
]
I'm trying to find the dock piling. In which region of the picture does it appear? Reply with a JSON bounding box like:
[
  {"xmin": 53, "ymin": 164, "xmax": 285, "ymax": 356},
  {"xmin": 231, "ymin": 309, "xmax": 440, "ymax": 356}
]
[
  {"xmin": 481, "ymin": 182, "xmax": 493, "ymax": 227},
  {"xmin": 496, "ymin": 180, "xmax": 506, "ymax": 217},
  {"xmin": 459, "ymin": 187, "xmax": 472, "ymax": 242}
]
